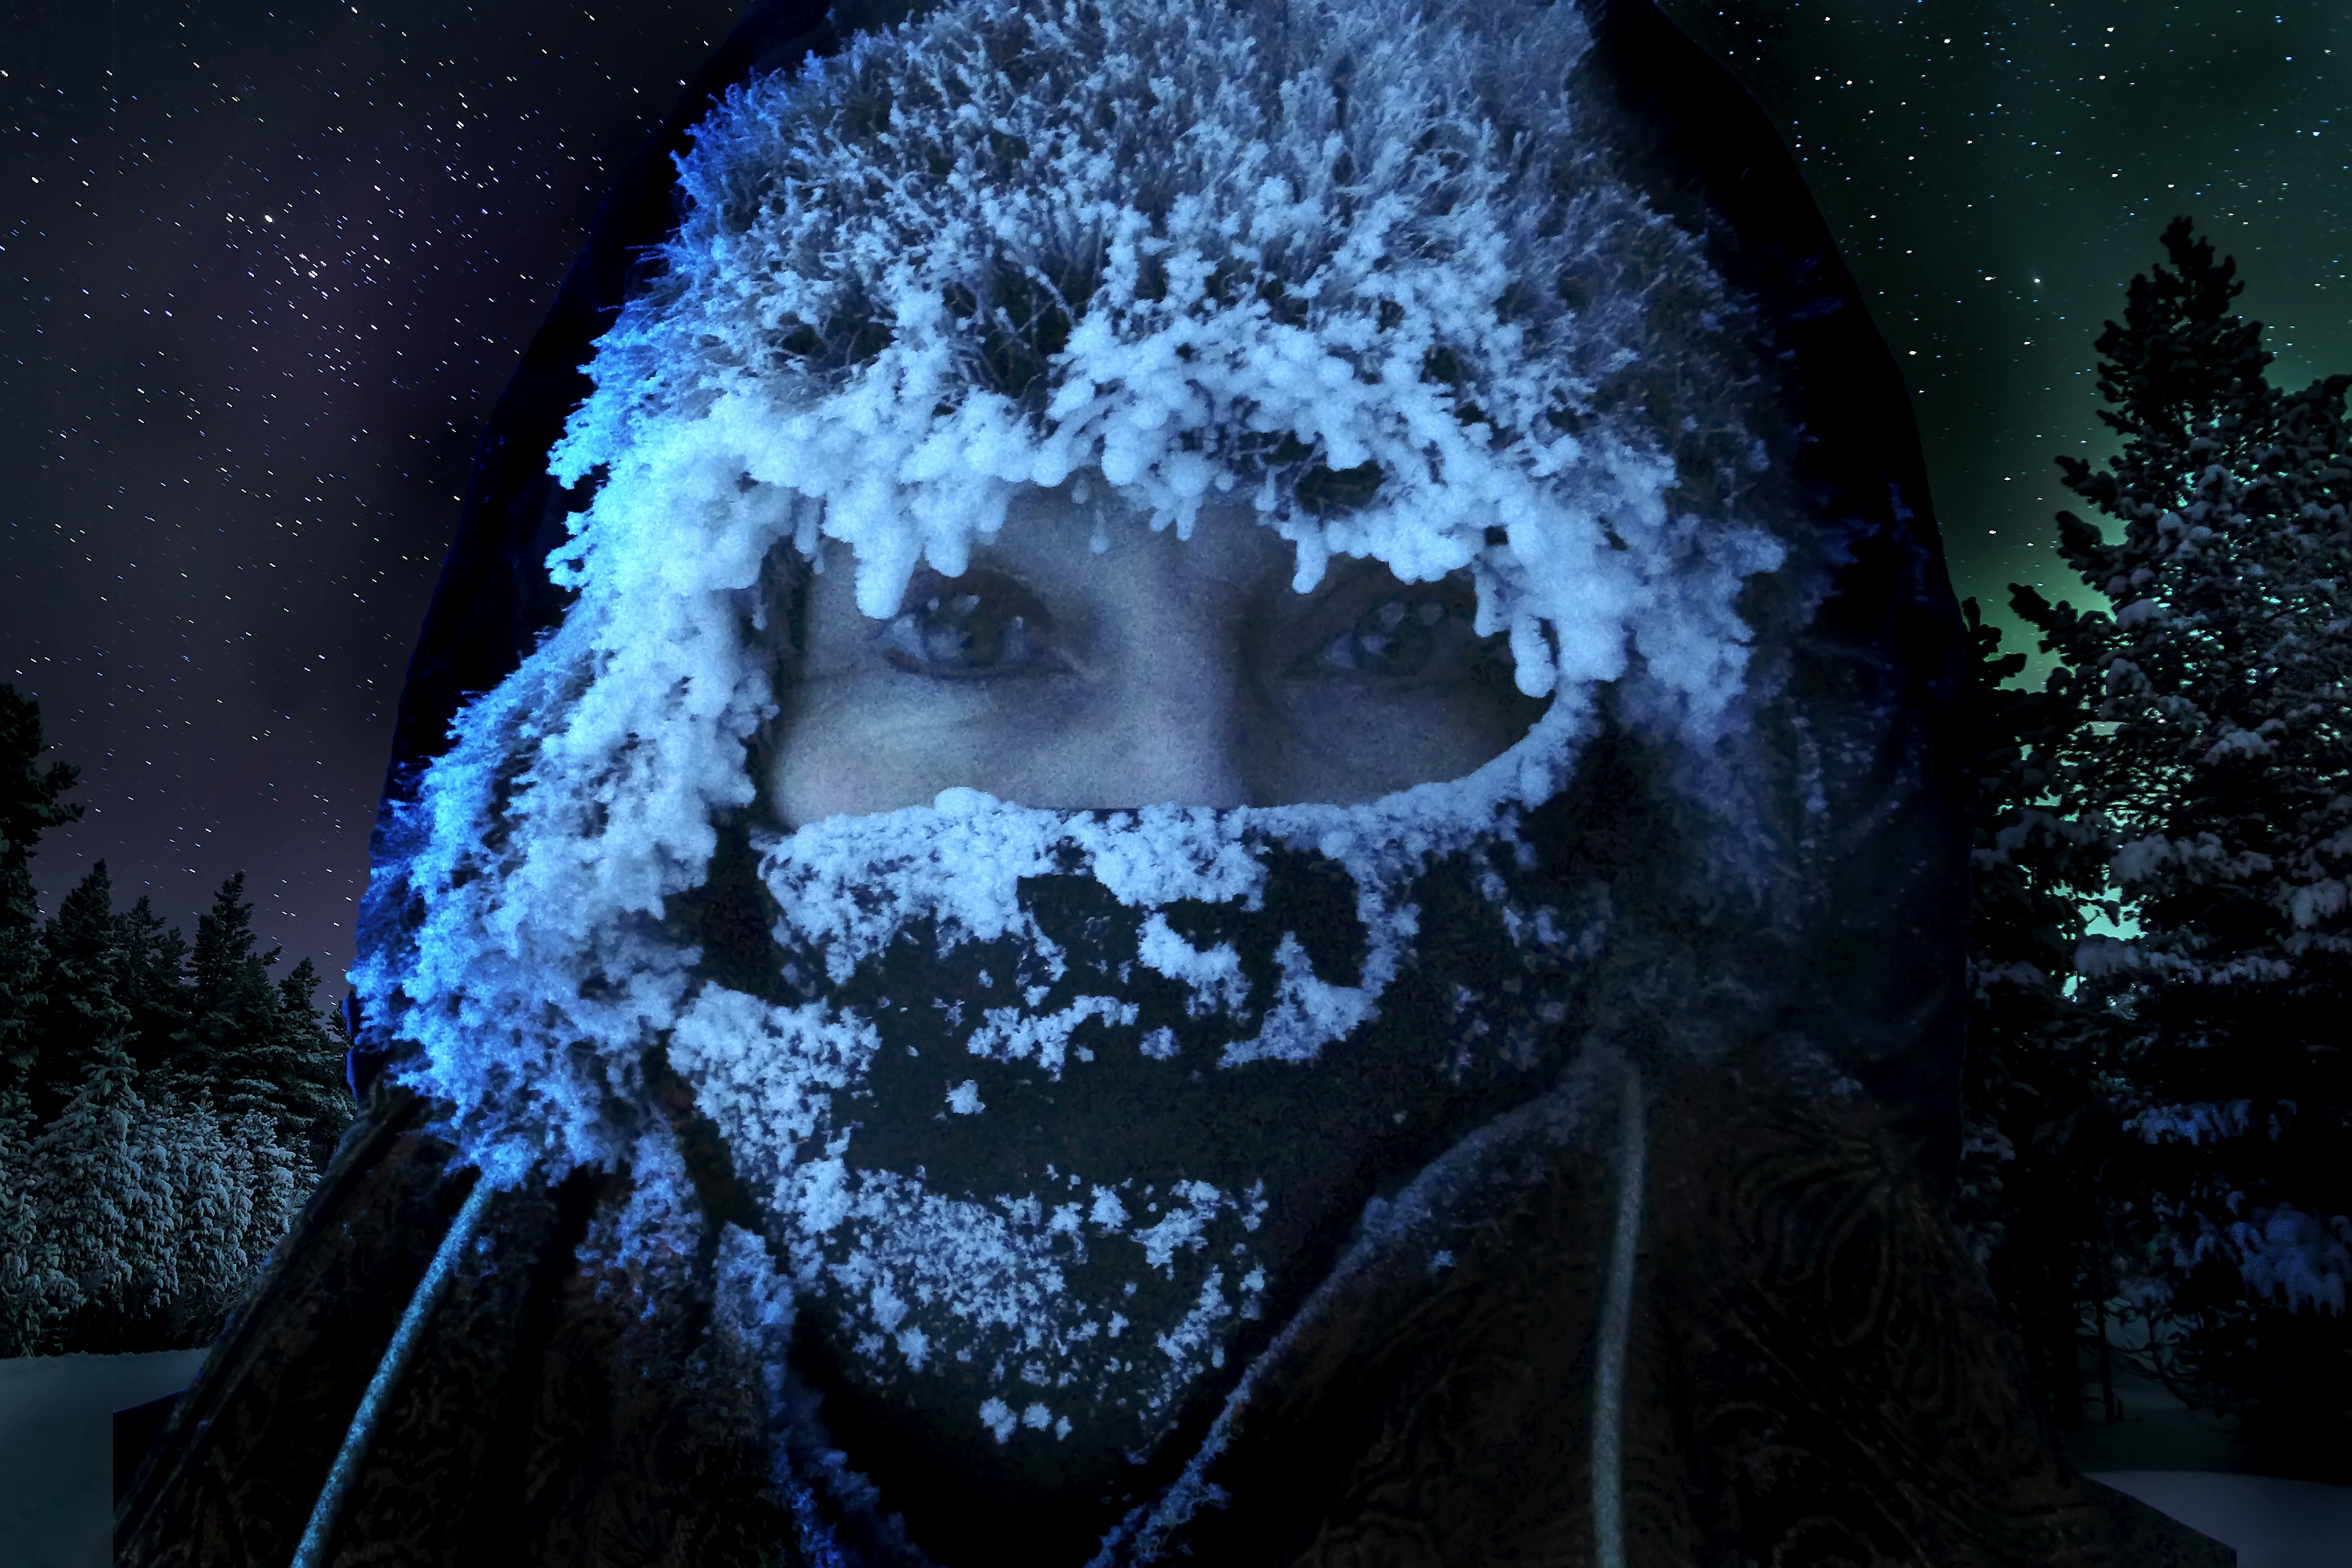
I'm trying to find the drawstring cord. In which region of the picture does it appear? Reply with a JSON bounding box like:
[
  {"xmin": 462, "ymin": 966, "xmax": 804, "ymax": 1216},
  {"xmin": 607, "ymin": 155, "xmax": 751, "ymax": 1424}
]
[
  {"xmin": 290, "ymin": 1173, "xmax": 499, "ymax": 1568},
  {"xmin": 1591, "ymin": 1060, "xmax": 1647, "ymax": 1568}
]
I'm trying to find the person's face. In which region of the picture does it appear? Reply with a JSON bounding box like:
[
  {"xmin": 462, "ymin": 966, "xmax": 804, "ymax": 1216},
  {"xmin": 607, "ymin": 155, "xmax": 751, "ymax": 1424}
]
[{"xmin": 766, "ymin": 484, "xmax": 1548, "ymax": 823}]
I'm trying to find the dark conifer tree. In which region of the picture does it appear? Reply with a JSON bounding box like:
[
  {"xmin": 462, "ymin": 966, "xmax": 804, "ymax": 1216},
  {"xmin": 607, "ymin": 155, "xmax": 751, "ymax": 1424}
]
[
  {"xmin": 32, "ymin": 861, "xmax": 129, "ymax": 1123},
  {"xmin": 116, "ymin": 894, "xmax": 194, "ymax": 1077},
  {"xmin": 0, "ymin": 685, "xmax": 81, "ymax": 894},
  {"xmin": 182, "ymin": 873, "xmax": 349, "ymax": 1169},
  {"xmin": 182, "ymin": 871, "xmax": 286, "ymax": 1120},
  {"xmin": 270, "ymin": 952, "xmax": 353, "ymax": 1171},
  {"xmin": 0, "ymin": 684, "xmax": 81, "ymax": 1093},
  {"xmin": 2008, "ymin": 217, "xmax": 2351, "ymax": 1477},
  {"xmin": 1956, "ymin": 601, "xmax": 2120, "ymax": 1429},
  {"xmin": 0, "ymin": 687, "xmax": 353, "ymax": 1352}
]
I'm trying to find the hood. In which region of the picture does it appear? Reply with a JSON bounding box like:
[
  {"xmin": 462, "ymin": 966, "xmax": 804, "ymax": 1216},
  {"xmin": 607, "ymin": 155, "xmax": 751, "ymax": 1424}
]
[
  {"xmin": 358, "ymin": 0, "xmax": 1967, "ymax": 1189},
  {"xmin": 345, "ymin": 6, "xmax": 1972, "ymax": 1542},
  {"xmin": 186, "ymin": 1, "xmax": 2015, "ymax": 1562}
]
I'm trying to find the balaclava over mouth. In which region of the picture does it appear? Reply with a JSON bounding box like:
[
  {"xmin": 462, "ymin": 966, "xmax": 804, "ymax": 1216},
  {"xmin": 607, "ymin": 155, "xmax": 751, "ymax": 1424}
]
[{"xmin": 349, "ymin": 0, "xmax": 1971, "ymax": 1556}]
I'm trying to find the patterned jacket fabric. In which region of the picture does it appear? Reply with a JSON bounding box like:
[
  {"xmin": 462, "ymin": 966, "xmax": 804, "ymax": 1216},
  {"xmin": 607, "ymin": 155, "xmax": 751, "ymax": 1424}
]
[{"xmin": 119, "ymin": 1052, "xmax": 2229, "ymax": 1565}]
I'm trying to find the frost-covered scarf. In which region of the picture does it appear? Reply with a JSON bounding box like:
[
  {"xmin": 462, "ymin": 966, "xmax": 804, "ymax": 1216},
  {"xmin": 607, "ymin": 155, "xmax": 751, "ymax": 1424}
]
[
  {"xmin": 355, "ymin": 0, "xmax": 1812, "ymax": 1528},
  {"xmin": 680, "ymin": 731, "xmax": 1620, "ymax": 1504}
]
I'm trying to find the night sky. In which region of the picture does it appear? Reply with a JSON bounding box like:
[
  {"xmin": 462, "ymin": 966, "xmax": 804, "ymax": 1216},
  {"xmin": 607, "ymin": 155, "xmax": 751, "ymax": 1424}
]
[{"xmin": 6, "ymin": 1, "xmax": 2348, "ymax": 986}]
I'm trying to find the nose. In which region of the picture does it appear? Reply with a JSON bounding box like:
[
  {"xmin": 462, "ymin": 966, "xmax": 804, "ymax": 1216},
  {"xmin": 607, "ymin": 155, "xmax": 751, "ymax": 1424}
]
[{"xmin": 1074, "ymin": 630, "xmax": 1259, "ymax": 809}]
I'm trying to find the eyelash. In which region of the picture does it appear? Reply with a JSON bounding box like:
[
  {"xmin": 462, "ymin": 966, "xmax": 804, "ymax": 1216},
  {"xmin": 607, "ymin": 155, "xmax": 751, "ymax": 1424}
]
[
  {"xmin": 873, "ymin": 574, "xmax": 1491, "ymax": 682},
  {"xmin": 875, "ymin": 575, "xmax": 1061, "ymax": 679},
  {"xmin": 1304, "ymin": 594, "xmax": 1479, "ymax": 680}
]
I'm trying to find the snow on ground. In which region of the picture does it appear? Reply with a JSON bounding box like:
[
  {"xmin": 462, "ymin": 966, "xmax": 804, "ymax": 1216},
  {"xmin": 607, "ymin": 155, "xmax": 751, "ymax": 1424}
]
[
  {"xmin": 0, "ymin": 1351, "xmax": 209, "ymax": 1568},
  {"xmin": 2066, "ymin": 1359, "xmax": 2352, "ymax": 1566},
  {"xmin": 2087, "ymin": 1472, "xmax": 2352, "ymax": 1568}
]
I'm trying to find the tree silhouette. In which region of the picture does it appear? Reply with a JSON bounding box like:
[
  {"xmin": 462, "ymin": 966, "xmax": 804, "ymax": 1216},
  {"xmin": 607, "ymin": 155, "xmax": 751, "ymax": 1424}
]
[
  {"xmin": 116, "ymin": 894, "xmax": 194, "ymax": 1076},
  {"xmin": 0, "ymin": 685, "xmax": 81, "ymax": 1093},
  {"xmin": 32, "ymin": 861, "xmax": 129, "ymax": 1123},
  {"xmin": 181, "ymin": 873, "xmax": 351, "ymax": 1172},
  {"xmin": 1997, "ymin": 218, "xmax": 2351, "ymax": 1476},
  {"xmin": 0, "ymin": 681, "xmax": 353, "ymax": 1352},
  {"xmin": 1956, "ymin": 599, "xmax": 2119, "ymax": 1428}
]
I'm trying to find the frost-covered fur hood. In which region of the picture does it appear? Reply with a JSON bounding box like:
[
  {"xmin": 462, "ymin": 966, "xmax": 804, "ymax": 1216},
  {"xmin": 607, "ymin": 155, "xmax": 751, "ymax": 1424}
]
[
  {"xmin": 325, "ymin": 1, "xmax": 1989, "ymax": 1559},
  {"xmin": 349, "ymin": 13, "xmax": 1980, "ymax": 1528},
  {"xmin": 360, "ymin": 0, "xmax": 1966, "ymax": 1181}
]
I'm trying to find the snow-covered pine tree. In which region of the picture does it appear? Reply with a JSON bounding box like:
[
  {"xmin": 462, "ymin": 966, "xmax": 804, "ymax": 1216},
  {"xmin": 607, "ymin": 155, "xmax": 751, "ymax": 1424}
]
[
  {"xmin": 2011, "ymin": 217, "xmax": 2352, "ymax": 1476},
  {"xmin": 235, "ymin": 1105, "xmax": 304, "ymax": 1274},
  {"xmin": 26, "ymin": 1007, "xmax": 167, "ymax": 1351},
  {"xmin": 149, "ymin": 1093, "xmax": 263, "ymax": 1346},
  {"xmin": 0, "ymin": 1080, "xmax": 61, "ymax": 1354}
]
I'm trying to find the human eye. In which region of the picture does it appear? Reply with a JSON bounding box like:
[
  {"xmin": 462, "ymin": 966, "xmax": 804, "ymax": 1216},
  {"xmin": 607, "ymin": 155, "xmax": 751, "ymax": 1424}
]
[
  {"xmin": 872, "ymin": 568, "xmax": 1064, "ymax": 679},
  {"xmin": 1296, "ymin": 579, "xmax": 1494, "ymax": 682}
]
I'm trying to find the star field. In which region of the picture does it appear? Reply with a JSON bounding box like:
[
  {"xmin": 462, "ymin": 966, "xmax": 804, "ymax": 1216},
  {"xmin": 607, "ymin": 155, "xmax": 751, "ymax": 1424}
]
[
  {"xmin": 1665, "ymin": 0, "xmax": 2348, "ymax": 672},
  {"xmin": 4, "ymin": 0, "xmax": 2346, "ymax": 982},
  {"xmin": 6, "ymin": 0, "xmax": 744, "ymax": 975}
]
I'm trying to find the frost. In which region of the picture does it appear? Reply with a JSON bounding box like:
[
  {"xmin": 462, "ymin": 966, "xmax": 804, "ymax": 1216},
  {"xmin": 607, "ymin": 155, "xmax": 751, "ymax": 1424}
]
[
  {"xmin": 1132, "ymin": 1182, "xmax": 1227, "ymax": 1273},
  {"xmin": 1154, "ymin": 1270, "xmax": 1235, "ymax": 1364},
  {"xmin": 1217, "ymin": 932, "xmax": 1380, "ymax": 1066},
  {"xmin": 786, "ymin": 1150, "xmax": 855, "ymax": 1236},
  {"xmin": 662, "ymin": 759, "xmax": 1602, "ymax": 1450},
  {"xmin": 668, "ymin": 991, "xmax": 880, "ymax": 1186},
  {"xmin": 709, "ymin": 1222, "xmax": 795, "ymax": 1417},
  {"xmin": 1089, "ymin": 1186, "xmax": 1129, "ymax": 1231},
  {"xmin": 358, "ymin": 0, "xmax": 1788, "ymax": 1188},
  {"xmin": 346, "ymin": 0, "xmax": 1811, "ymax": 1480},
  {"xmin": 1136, "ymin": 916, "xmax": 1249, "ymax": 1017},
  {"xmin": 577, "ymin": 1127, "xmax": 706, "ymax": 1291},
  {"xmin": 2230, "ymin": 1205, "xmax": 2352, "ymax": 1314},
  {"xmin": 965, "ymin": 996, "xmax": 1139, "ymax": 1077}
]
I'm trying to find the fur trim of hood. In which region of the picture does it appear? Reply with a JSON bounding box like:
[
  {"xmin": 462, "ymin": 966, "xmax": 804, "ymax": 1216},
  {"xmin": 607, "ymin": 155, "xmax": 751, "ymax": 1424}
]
[{"xmin": 355, "ymin": 0, "xmax": 1969, "ymax": 1196}]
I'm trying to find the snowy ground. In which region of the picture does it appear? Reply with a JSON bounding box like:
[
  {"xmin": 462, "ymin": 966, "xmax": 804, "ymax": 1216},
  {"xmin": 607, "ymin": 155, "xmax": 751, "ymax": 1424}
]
[
  {"xmin": 0, "ymin": 1351, "xmax": 209, "ymax": 1568},
  {"xmin": 2087, "ymin": 1471, "xmax": 2352, "ymax": 1568},
  {"xmin": 2, "ymin": 1350, "xmax": 2346, "ymax": 1563},
  {"xmin": 2065, "ymin": 1359, "xmax": 2352, "ymax": 1567}
]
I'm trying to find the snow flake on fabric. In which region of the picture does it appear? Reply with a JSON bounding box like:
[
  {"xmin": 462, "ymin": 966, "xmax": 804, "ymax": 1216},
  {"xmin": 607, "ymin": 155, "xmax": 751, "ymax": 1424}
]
[{"xmin": 641, "ymin": 762, "xmax": 1601, "ymax": 1453}]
